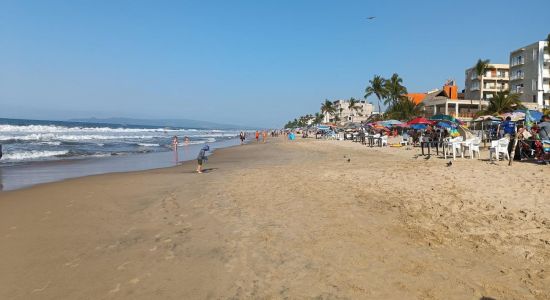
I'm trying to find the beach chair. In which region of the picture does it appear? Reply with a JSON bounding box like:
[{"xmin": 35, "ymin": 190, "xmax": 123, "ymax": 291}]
[
  {"xmin": 380, "ymin": 135, "xmax": 388, "ymax": 147},
  {"xmin": 400, "ymin": 134, "xmax": 409, "ymax": 146},
  {"xmin": 489, "ymin": 138, "xmax": 510, "ymax": 161},
  {"xmin": 462, "ymin": 137, "xmax": 481, "ymax": 159},
  {"xmin": 444, "ymin": 136, "xmax": 463, "ymax": 160}
]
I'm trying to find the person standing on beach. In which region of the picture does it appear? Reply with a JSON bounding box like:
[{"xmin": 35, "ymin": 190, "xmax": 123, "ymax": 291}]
[
  {"xmin": 239, "ymin": 131, "xmax": 246, "ymax": 145},
  {"xmin": 502, "ymin": 117, "xmax": 516, "ymax": 138},
  {"xmin": 196, "ymin": 145, "xmax": 209, "ymax": 173},
  {"xmin": 171, "ymin": 136, "xmax": 178, "ymax": 163},
  {"xmin": 255, "ymin": 130, "xmax": 260, "ymax": 142},
  {"xmin": 262, "ymin": 130, "xmax": 267, "ymax": 143}
]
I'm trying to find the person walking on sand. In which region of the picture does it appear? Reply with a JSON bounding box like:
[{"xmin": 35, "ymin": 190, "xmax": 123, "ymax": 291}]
[
  {"xmin": 239, "ymin": 131, "xmax": 246, "ymax": 145},
  {"xmin": 171, "ymin": 136, "xmax": 179, "ymax": 163},
  {"xmin": 255, "ymin": 130, "xmax": 260, "ymax": 142},
  {"xmin": 196, "ymin": 145, "xmax": 209, "ymax": 173},
  {"xmin": 262, "ymin": 130, "xmax": 267, "ymax": 143}
]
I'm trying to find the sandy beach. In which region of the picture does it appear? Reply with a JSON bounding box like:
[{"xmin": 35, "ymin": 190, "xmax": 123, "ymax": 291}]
[{"xmin": 1, "ymin": 137, "xmax": 549, "ymax": 299}]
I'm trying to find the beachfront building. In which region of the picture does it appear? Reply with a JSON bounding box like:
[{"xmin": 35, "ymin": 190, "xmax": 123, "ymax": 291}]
[
  {"xmin": 410, "ymin": 81, "xmax": 487, "ymax": 120},
  {"xmin": 464, "ymin": 64, "xmax": 509, "ymax": 100},
  {"xmin": 325, "ymin": 99, "xmax": 374, "ymax": 123},
  {"xmin": 509, "ymin": 40, "xmax": 550, "ymax": 109}
]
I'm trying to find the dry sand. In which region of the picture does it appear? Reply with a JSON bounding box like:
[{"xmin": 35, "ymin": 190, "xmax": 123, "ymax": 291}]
[{"xmin": 1, "ymin": 138, "xmax": 549, "ymax": 299}]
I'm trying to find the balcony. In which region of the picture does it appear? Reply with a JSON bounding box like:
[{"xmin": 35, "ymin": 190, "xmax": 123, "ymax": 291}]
[
  {"xmin": 510, "ymin": 74, "xmax": 524, "ymax": 81},
  {"xmin": 511, "ymin": 59, "xmax": 525, "ymax": 67},
  {"xmin": 469, "ymin": 86, "xmax": 480, "ymax": 91},
  {"xmin": 544, "ymin": 54, "xmax": 550, "ymax": 63},
  {"xmin": 513, "ymin": 87, "xmax": 524, "ymax": 94},
  {"xmin": 544, "ymin": 71, "xmax": 550, "ymax": 78}
]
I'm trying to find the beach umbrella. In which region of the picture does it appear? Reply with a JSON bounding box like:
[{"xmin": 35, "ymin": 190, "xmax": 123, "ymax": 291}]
[
  {"xmin": 436, "ymin": 121, "xmax": 455, "ymax": 129},
  {"xmin": 474, "ymin": 115, "xmax": 502, "ymax": 122},
  {"xmin": 500, "ymin": 111, "xmax": 525, "ymax": 121},
  {"xmin": 429, "ymin": 114, "xmax": 464, "ymax": 125},
  {"xmin": 407, "ymin": 117, "xmax": 435, "ymax": 125},
  {"xmin": 381, "ymin": 119, "xmax": 403, "ymax": 126},
  {"xmin": 513, "ymin": 109, "xmax": 542, "ymax": 122},
  {"xmin": 410, "ymin": 124, "xmax": 427, "ymax": 130}
]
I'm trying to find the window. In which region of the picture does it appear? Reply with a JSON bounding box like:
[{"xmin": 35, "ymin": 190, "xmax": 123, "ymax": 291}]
[
  {"xmin": 533, "ymin": 49, "xmax": 537, "ymax": 61},
  {"xmin": 533, "ymin": 95, "xmax": 537, "ymax": 103},
  {"xmin": 533, "ymin": 79, "xmax": 537, "ymax": 91}
]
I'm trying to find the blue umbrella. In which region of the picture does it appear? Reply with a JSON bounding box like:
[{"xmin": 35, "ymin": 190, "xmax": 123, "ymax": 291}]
[
  {"xmin": 513, "ymin": 110, "xmax": 543, "ymax": 122},
  {"xmin": 436, "ymin": 122, "xmax": 453, "ymax": 129},
  {"xmin": 410, "ymin": 124, "xmax": 427, "ymax": 130}
]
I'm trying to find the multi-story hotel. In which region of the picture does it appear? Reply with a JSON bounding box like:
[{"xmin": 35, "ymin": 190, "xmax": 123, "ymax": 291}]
[
  {"xmin": 509, "ymin": 40, "xmax": 550, "ymax": 109},
  {"xmin": 325, "ymin": 99, "xmax": 374, "ymax": 123},
  {"xmin": 464, "ymin": 64, "xmax": 509, "ymax": 100}
]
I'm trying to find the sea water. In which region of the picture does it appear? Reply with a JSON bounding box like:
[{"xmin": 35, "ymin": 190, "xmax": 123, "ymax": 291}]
[
  {"xmin": 0, "ymin": 118, "xmax": 244, "ymax": 191},
  {"xmin": 0, "ymin": 118, "xmax": 240, "ymax": 165}
]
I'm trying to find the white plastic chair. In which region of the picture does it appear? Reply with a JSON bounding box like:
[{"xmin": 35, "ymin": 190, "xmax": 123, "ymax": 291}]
[
  {"xmin": 489, "ymin": 138, "xmax": 510, "ymax": 161},
  {"xmin": 463, "ymin": 137, "xmax": 481, "ymax": 159},
  {"xmin": 444, "ymin": 136, "xmax": 463, "ymax": 160},
  {"xmin": 400, "ymin": 134, "xmax": 409, "ymax": 146},
  {"xmin": 380, "ymin": 135, "xmax": 388, "ymax": 147}
]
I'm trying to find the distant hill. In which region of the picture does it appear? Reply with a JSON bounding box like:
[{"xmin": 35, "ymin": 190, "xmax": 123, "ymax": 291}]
[{"xmin": 68, "ymin": 117, "xmax": 251, "ymax": 130}]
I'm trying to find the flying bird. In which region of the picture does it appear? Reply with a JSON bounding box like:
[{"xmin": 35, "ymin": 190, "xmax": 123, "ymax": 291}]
[{"xmin": 366, "ymin": 16, "xmax": 376, "ymax": 20}]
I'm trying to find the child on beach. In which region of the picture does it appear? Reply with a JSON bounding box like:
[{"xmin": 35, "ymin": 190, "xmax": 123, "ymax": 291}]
[
  {"xmin": 196, "ymin": 145, "xmax": 209, "ymax": 173},
  {"xmin": 255, "ymin": 131, "xmax": 260, "ymax": 142}
]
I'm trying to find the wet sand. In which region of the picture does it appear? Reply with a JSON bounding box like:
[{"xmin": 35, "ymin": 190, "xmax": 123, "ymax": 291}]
[{"xmin": 1, "ymin": 138, "xmax": 549, "ymax": 299}]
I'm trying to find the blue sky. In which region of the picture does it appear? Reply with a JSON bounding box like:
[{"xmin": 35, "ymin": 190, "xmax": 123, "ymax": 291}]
[{"xmin": 1, "ymin": 0, "xmax": 549, "ymax": 127}]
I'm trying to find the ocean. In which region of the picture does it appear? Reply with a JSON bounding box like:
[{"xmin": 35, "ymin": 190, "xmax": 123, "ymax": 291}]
[
  {"xmin": 0, "ymin": 118, "xmax": 244, "ymax": 191},
  {"xmin": 0, "ymin": 118, "xmax": 240, "ymax": 165}
]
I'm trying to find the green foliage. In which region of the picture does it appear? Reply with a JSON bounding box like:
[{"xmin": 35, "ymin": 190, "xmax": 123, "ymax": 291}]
[
  {"xmin": 320, "ymin": 99, "xmax": 335, "ymax": 116},
  {"xmin": 384, "ymin": 73, "xmax": 408, "ymax": 107},
  {"xmin": 477, "ymin": 91, "xmax": 525, "ymax": 115},
  {"xmin": 385, "ymin": 97, "xmax": 423, "ymax": 121},
  {"xmin": 365, "ymin": 75, "xmax": 387, "ymax": 114},
  {"xmin": 475, "ymin": 59, "xmax": 490, "ymax": 78}
]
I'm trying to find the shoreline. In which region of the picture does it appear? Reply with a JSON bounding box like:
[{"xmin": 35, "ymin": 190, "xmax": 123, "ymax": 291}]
[
  {"xmin": 1, "ymin": 137, "xmax": 549, "ymax": 299},
  {"xmin": 0, "ymin": 137, "xmax": 242, "ymax": 192}
]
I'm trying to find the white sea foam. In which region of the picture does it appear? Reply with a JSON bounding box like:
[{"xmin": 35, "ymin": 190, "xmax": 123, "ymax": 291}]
[
  {"xmin": 2, "ymin": 150, "xmax": 70, "ymax": 161},
  {"xmin": 137, "ymin": 143, "xmax": 160, "ymax": 147}
]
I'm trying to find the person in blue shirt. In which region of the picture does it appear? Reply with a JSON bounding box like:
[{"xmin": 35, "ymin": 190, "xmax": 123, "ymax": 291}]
[
  {"xmin": 196, "ymin": 145, "xmax": 209, "ymax": 173},
  {"xmin": 501, "ymin": 117, "xmax": 516, "ymax": 137}
]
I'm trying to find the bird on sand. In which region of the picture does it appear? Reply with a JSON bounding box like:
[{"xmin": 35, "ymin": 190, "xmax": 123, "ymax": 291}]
[{"xmin": 446, "ymin": 161, "xmax": 453, "ymax": 167}]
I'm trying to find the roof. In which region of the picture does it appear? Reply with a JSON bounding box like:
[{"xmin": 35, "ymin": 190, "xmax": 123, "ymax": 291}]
[{"xmin": 406, "ymin": 93, "xmax": 427, "ymax": 104}]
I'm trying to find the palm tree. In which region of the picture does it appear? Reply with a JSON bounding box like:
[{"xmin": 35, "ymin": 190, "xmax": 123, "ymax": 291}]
[
  {"xmin": 365, "ymin": 75, "xmax": 387, "ymax": 115},
  {"xmin": 320, "ymin": 99, "xmax": 335, "ymax": 123},
  {"xmin": 474, "ymin": 59, "xmax": 491, "ymax": 110},
  {"xmin": 347, "ymin": 97, "xmax": 362, "ymax": 122},
  {"xmin": 313, "ymin": 112, "xmax": 324, "ymax": 125},
  {"xmin": 384, "ymin": 73, "xmax": 408, "ymax": 107},
  {"xmin": 479, "ymin": 91, "xmax": 525, "ymax": 115},
  {"xmin": 385, "ymin": 97, "xmax": 424, "ymax": 121}
]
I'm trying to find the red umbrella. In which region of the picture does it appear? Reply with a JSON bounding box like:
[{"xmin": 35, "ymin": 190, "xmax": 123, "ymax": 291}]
[{"xmin": 407, "ymin": 117, "xmax": 435, "ymax": 125}]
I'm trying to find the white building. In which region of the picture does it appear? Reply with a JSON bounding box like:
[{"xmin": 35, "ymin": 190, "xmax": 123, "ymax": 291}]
[
  {"xmin": 464, "ymin": 64, "xmax": 509, "ymax": 100},
  {"xmin": 324, "ymin": 99, "xmax": 374, "ymax": 123},
  {"xmin": 509, "ymin": 40, "xmax": 550, "ymax": 109}
]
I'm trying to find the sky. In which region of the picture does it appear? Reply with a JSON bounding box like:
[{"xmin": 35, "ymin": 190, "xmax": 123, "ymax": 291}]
[{"xmin": 1, "ymin": 0, "xmax": 549, "ymax": 128}]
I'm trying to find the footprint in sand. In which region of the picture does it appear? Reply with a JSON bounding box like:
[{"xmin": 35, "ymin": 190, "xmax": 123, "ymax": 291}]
[
  {"xmin": 31, "ymin": 281, "xmax": 51, "ymax": 294},
  {"xmin": 108, "ymin": 283, "xmax": 121, "ymax": 294},
  {"xmin": 165, "ymin": 251, "xmax": 175, "ymax": 260},
  {"xmin": 64, "ymin": 258, "xmax": 81, "ymax": 268},
  {"xmin": 117, "ymin": 261, "xmax": 131, "ymax": 271},
  {"xmin": 149, "ymin": 246, "xmax": 158, "ymax": 252},
  {"xmin": 129, "ymin": 278, "xmax": 140, "ymax": 285}
]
